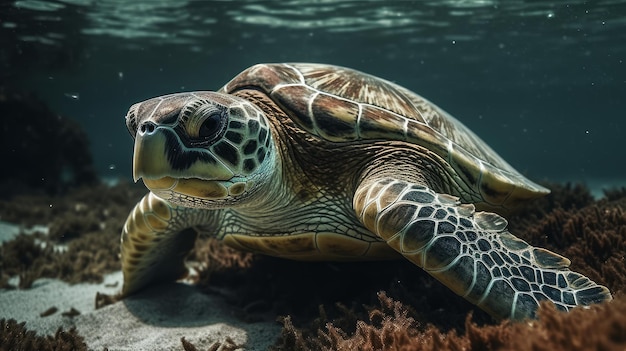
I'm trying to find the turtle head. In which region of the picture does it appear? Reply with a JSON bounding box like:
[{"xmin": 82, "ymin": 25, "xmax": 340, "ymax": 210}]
[{"xmin": 126, "ymin": 91, "xmax": 275, "ymax": 208}]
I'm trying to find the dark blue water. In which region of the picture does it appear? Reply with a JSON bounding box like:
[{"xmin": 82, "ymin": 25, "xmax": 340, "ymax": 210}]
[{"xmin": 2, "ymin": 0, "xmax": 625, "ymax": 193}]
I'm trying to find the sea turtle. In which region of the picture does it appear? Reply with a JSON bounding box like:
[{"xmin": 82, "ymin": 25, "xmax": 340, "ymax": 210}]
[{"xmin": 121, "ymin": 63, "xmax": 611, "ymax": 320}]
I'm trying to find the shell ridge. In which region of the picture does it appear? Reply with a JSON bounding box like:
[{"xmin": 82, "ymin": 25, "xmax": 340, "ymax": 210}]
[
  {"xmin": 311, "ymin": 87, "xmax": 499, "ymax": 166},
  {"xmin": 284, "ymin": 63, "xmax": 307, "ymax": 84},
  {"xmin": 308, "ymin": 91, "xmax": 320, "ymax": 133},
  {"xmin": 356, "ymin": 102, "xmax": 363, "ymax": 140},
  {"xmin": 402, "ymin": 116, "xmax": 409, "ymax": 141},
  {"xmin": 272, "ymin": 83, "xmax": 306, "ymax": 93}
]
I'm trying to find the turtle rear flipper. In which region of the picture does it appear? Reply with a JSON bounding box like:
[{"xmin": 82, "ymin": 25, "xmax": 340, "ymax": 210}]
[{"xmin": 354, "ymin": 177, "xmax": 612, "ymax": 320}]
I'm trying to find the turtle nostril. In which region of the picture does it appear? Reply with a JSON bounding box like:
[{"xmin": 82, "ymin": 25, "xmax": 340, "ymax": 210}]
[{"xmin": 139, "ymin": 121, "xmax": 157, "ymax": 134}]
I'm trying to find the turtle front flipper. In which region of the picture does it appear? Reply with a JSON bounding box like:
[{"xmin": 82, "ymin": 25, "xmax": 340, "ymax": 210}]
[
  {"xmin": 121, "ymin": 192, "xmax": 214, "ymax": 296},
  {"xmin": 353, "ymin": 178, "xmax": 612, "ymax": 320}
]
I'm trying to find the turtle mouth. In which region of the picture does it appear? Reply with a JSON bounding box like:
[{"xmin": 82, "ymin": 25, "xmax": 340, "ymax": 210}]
[
  {"xmin": 142, "ymin": 176, "xmax": 250, "ymax": 200},
  {"xmin": 133, "ymin": 127, "xmax": 253, "ymax": 202}
]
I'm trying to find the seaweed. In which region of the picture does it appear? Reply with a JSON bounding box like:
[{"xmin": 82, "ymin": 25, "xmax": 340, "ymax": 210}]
[
  {"xmin": 272, "ymin": 287, "xmax": 626, "ymax": 351},
  {"xmin": 181, "ymin": 336, "xmax": 244, "ymax": 351},
  {"xmin": 0, "ymin": 182, "xmax": 145, "ymax": 289},
  {"xmin": 0, "ymin": 319, "xmax": 88, "ymax": 351},
  {"xmin": 603, "ymin": 187, "xmax": 626, "ymax": 202}
]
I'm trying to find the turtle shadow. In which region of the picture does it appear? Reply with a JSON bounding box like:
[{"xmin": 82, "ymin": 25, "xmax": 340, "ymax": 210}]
[
  {"xmin": 122, "ymin": 282, "xmax": 274, "ymax": 329},
  {"xmin": 83, "ymin": 281, "xmax": 281, "ymax": 350},
  {"xmin": 119, "ymin": 256, "xmax": 493, "ymax": 334},
  {"xmin": 199, "ymin": 255, "xmax": 494, "ymax": 333}
]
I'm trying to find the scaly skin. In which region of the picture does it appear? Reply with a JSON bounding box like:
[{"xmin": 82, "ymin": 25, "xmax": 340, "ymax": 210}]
[{"xmin": 353, "ymin": 176, "xmax": 612, "ymax": 319}]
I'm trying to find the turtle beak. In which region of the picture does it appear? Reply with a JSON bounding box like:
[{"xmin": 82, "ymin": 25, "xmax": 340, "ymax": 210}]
[
  {"xmin": 132, "ymin": 124, "xmax": 172, "ymax": 182},
  {"xmin": 132, "ymin": 123, "xmax": 236, "ymax": 183}
]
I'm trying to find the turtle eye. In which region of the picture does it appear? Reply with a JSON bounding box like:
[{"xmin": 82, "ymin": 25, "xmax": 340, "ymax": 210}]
[
  {"xmin": 186, "ymin": 104, "xmax": 227, "ymax": 144},
  {"xmin": 198, "ymin": 111, "xmax": 223, "ymax": 138}
]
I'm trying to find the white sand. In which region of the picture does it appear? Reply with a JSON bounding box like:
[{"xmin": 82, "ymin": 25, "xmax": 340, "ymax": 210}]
[
  {"xmin": 0, "ymin": 222, "xmax": 281, "ymax": 350},
  {"xmin": 0, "ymin": 271, "xmax": 282, "ymax": 350}
]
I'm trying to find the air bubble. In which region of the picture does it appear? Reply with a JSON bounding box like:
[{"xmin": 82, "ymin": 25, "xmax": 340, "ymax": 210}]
[{"xmin": 64, "ymin": 93, "xmax": 79, "ymax": 100}]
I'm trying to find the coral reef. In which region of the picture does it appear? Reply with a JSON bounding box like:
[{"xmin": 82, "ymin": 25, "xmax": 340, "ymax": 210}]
[{"xmin": 0, "ymin": 87, "xmax": 98, "ymax": 198}]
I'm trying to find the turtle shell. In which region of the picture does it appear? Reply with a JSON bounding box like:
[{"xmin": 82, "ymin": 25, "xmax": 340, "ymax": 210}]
[{"xmin": 221, "ymin": 63, "xmax": 548, "ymax": 209}]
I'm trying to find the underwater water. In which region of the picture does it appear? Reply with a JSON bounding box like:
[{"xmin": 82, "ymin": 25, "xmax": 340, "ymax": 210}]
[
  {"xmin": 2, "ymin": 0, "xmax": 625, "ymax": 193},
  {"xmin": 3, "ymin": 2, "xmax": 626, "ymax": 349}
]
